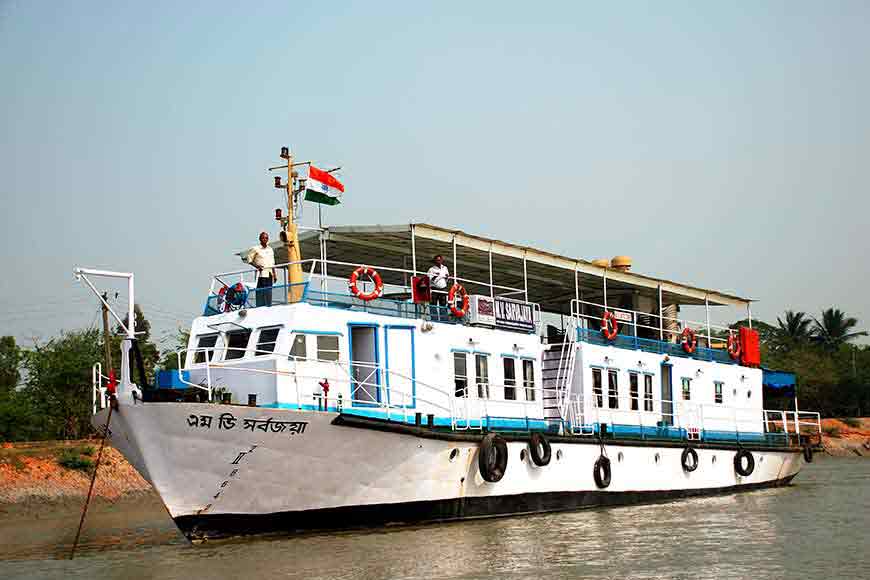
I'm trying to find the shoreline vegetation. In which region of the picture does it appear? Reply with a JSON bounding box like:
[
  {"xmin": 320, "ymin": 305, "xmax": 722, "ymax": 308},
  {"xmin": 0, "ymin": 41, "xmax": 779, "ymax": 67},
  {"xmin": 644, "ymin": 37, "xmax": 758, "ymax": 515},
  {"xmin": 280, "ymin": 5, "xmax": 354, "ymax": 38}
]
[{"xmin": 2, "ymin": 420, "xmax": 869, "ymax": 512}]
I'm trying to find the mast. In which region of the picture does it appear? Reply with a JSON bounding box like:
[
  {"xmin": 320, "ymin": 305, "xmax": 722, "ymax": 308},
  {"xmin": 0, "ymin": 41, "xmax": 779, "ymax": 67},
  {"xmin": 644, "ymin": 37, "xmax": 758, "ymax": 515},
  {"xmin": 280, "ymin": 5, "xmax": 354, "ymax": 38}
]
[{"xmin": 274, "ymin": 146, "xmax": 305, "ymax": 301}]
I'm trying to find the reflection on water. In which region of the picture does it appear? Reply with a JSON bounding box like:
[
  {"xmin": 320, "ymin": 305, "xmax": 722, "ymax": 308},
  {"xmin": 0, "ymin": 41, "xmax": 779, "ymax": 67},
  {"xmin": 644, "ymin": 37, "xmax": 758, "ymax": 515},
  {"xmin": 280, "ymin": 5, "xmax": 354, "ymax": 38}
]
[{"xmin": 1, "ymin": 457, "xmax": 869, "ymax": 580}]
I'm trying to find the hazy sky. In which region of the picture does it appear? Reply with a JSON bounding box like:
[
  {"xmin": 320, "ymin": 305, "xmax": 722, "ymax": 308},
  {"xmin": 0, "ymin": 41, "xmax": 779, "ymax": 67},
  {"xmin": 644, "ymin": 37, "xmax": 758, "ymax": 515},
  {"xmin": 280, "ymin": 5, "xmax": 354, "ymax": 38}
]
[{"xmin": 1, "ymin": 1, "xmax": 868, "ymax": 349}]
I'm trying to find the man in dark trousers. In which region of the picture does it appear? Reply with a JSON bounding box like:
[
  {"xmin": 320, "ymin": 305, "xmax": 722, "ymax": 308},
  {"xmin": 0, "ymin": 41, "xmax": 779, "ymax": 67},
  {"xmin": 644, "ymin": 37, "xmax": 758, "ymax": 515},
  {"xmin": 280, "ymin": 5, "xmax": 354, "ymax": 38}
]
[
  {"xmin": 427, "ymin": 254, "xmax": 450, "ymax": 321},
  {"xmin": 245, "ymin": 231, "xmax": 277, "ymax": 307}
]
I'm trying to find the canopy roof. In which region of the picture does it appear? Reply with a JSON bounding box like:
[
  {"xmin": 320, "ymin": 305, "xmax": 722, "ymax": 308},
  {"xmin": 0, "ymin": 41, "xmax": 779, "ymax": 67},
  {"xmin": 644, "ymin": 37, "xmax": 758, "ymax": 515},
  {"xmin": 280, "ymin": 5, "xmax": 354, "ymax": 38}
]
[{"xmin": 273, "ymin": 223, "xmax": 752, "ymax": 313}]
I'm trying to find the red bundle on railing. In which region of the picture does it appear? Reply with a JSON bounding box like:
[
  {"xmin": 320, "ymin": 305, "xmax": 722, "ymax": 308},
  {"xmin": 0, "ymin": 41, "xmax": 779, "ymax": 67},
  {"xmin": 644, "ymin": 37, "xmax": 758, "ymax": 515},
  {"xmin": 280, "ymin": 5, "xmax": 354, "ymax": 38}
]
[{"xmin": 739, "ymin": 327, "xmax": 761, "ymax": 367}]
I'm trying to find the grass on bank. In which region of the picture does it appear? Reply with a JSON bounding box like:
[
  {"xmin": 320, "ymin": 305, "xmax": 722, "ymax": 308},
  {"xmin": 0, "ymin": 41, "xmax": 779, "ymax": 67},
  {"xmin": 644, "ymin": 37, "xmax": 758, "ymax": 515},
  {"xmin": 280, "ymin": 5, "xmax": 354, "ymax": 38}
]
[
  {"xmin": 823, "ymin": 425, "xmax": 842, "ymax": 438},
  {"xmin": 56, "ymin": 446, "xmax": 95, "ymax": 472},
  {"xmin": 0, "ymin": 441, "xmax": 98, "ymax": 472}
]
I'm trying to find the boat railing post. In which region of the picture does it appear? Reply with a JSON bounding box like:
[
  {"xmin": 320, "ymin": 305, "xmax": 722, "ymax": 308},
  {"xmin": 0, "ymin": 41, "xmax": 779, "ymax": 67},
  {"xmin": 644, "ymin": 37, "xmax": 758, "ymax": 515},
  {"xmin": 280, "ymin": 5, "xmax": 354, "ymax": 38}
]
[
  {"xmin": 205, "ymin": 357, "xmax": 213, "ymax": 401},
  {"xmin": 632, "ymin": 311, "xmax": 638, "ymax": 349}
]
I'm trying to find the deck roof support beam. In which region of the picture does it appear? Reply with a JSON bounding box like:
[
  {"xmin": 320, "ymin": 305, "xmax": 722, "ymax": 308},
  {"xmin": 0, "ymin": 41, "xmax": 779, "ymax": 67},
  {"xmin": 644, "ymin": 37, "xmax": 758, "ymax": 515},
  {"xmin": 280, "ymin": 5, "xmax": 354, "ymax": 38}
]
[
  {"xmin": 658, "ymin": 284, "xmax": 664, "ymax": 341},
  {"xmin": 523, "ymin": 251, "xmax": 528, "ymax": 302},
  {"xmin": 411, "ymin": 224, "xmax": 417, "ymax": 278}
]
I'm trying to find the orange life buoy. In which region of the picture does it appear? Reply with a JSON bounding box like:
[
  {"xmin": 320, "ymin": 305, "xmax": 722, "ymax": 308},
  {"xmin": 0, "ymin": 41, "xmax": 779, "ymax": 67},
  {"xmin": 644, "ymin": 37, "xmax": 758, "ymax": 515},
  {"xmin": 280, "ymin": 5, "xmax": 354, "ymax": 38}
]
[
  {"xmin": 682, "ymin": 327, "xmax": 698, "ymax": 354},
  {"xmin": 447, "ymin": 283, "xmax": 469, "ymax": 318},
  {"xmin": 727, "ymin": 333, "xmax": 741, "ymax": 360},
  {"xmin": 601, "ymin": 311, "xmax": 618, "ymax": 341},
  {"xmin": 348, "ymin": 266, "xmax": 383, "ymax": 301}
]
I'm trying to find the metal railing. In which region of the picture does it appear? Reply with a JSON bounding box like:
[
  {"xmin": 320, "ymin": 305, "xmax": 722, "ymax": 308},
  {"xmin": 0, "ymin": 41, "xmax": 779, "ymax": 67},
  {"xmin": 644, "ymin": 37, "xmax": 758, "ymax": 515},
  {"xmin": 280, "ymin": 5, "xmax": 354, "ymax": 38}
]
[
  {"xmin": 91, "ymin": 363, "xmax": 108, "ymax": 415},
  {"xmin": 171, "ymin": 345, "xmax": 807, "ymax": 447},
  {"xmin": 177, "ymin": 345, "xmax": 556, "ymax": 430},
  {"xmin": 570, "ymin": 298, "xmax": 740, "ymax": 363},
  {"xmin": 203, "ymin": 258, "xmax": 542, "ymax": 331}
]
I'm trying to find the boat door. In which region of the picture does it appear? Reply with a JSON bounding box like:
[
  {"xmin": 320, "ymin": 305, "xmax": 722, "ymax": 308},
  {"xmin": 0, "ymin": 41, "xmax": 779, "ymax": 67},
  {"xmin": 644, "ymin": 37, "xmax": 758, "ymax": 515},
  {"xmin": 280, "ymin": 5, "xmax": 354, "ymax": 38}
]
[
  {"xmin": 660, "ymin": 363, "xmax": 673, "ymax": 426},
  {"xmin": 384, "ymin": 325, "xmax": 415, "ymax": 408},
  {"xmin": 349, "ymin": 324, "xmax": 380, "ymax": 405}
]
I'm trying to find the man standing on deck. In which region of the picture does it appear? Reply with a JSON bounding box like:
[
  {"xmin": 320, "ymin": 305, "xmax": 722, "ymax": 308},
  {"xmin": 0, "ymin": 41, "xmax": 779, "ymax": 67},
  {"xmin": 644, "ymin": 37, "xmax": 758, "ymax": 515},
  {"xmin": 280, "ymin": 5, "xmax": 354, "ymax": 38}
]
[
  {"xmin": 246, "ymin": 232, "xmax": 276, "ymax": 307},
  {"xmin": 427, "ymin": 254, "xmax": 450, "ymax": 321}
]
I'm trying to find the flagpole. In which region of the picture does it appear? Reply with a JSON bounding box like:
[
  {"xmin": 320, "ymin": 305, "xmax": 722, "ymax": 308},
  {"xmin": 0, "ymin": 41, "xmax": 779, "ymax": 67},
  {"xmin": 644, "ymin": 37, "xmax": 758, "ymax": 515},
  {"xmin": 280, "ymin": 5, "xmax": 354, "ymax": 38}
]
[{"xmin": 276, "ymin": 147, "xmax": 305, "ymax": 301}]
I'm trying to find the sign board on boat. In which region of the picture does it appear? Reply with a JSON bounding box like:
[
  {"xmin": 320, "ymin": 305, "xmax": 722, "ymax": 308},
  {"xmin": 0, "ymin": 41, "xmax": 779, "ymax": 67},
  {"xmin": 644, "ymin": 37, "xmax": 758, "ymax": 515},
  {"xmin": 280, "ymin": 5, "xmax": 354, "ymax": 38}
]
[
  {"xmin": 613, "ymin": 310, "xmax": 633, "ymax": 323},
  {"xmin": 468, "ymin": 296, "xmax": 535, "ymax": 332}
]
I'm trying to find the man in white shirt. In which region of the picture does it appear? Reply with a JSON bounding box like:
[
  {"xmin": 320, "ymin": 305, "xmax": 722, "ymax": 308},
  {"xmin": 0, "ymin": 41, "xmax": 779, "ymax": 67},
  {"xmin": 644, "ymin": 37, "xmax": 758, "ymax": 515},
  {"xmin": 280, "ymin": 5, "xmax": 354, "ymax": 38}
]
[
  {"xmin": 246, "ymin": 231, "xmax": 276, "ymax": 307},
  {"xmin": 427, "ymin": 254, "xmax": 450, "ymax": 320}
]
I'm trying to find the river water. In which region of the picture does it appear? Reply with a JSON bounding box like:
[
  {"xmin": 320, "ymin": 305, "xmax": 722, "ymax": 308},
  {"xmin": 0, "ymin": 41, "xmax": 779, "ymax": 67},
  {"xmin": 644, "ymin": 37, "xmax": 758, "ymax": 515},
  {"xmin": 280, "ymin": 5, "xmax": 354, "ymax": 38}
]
[{"xmin": 1, "ymin": 456, "xmax": 868, "ymax": 580}]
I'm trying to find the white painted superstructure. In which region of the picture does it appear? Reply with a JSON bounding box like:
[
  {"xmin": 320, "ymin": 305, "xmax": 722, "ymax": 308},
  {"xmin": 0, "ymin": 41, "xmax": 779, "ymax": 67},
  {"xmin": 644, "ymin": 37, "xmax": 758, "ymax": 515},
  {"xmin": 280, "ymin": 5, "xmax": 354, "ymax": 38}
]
[{"xmin": 83, "ymin": 222, "xmax": 822, "ymax": 541}]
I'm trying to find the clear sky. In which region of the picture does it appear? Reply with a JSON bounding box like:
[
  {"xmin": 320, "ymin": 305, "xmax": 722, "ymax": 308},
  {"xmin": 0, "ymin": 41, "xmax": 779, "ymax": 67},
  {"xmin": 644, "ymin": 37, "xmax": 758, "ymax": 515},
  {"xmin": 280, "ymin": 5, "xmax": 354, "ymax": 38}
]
[{"xmin": 1, "ymin": 1, "xmax": 868, "ymax": 349}]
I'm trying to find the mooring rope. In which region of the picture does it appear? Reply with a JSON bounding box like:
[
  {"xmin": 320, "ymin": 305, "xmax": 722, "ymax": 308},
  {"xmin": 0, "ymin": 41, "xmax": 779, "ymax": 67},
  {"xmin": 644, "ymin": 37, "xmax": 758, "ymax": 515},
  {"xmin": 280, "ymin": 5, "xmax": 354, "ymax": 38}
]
[{"xmin": 70, "ymin": 398, "xmax": 114, "ymax": 560}]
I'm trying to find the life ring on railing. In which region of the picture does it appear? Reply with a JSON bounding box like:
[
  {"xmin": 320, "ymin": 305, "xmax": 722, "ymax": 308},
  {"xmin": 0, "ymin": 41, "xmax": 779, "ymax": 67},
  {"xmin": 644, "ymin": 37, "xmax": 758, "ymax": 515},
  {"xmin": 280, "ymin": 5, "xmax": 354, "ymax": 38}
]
[
  {"xmin": 448, "ymin": 283, "xmax": 469, "ymax": 318},
  {"xmin": 601, "ymin": 311, "xmax": 618, "ymax": 341},
  {"xmin": 681, "ymin": 446, "xmax": 699, "ymax": 473},
  {"xmin": 727, "ymin": 333, "xmax": 741, "ymax": 360},
  {"xmin": 681, "ymin": 327, "xmax": 698, "ymax": 354},
  {"xmin": 734, "ymin": 448, "xmax": 755, "ymax": 477},
  {"xmin": 478, "ymin": 433, "xmax": 508, "ymax": 482},
  {"xmin": 529, "ymin": 432, "xmax": 552, "ymax": 467},
  {"xmin": 218, "ymin": 282, "xmax": 247, "ymax": 312},
  {"xmin": 593, "ymin": 454, "xmax": 611, "ymax": 489},
  {"xmin": 348, "ymin": 266, "xmax": 383, "ymax": 301}
]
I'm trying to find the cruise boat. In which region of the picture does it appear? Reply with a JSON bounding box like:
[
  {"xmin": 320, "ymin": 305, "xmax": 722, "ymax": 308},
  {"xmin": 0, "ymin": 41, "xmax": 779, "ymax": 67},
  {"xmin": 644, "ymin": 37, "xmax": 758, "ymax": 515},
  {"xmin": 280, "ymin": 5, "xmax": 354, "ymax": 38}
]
[{"xmin": 79, "ymin": 149, "xmax": 822, "ymax": 541}]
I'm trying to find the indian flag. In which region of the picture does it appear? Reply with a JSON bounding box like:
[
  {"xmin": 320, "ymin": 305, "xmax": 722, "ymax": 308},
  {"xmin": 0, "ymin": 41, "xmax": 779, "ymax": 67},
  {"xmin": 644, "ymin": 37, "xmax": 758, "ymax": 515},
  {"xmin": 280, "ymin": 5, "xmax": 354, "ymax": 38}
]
[{"xmin": 305, "ymin": 165, "xmax": 344, "ymax": 206}]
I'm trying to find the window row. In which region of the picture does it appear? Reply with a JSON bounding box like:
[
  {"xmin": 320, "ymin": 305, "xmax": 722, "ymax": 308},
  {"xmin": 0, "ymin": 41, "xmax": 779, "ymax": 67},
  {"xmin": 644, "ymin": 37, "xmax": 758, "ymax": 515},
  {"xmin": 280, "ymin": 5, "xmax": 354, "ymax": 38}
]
[
  {"xmin": 453, "ymin": 353, "xmax": 536, "ymax": 401},
  {"xmin": 592, "ymin": 368, "xmax": 733, "ymax": 411},
  {"xmin": 193, "ymin": 329, "xmax": 339, "ymax": 363},
  {"xmin": 592, "ymin": 368, "xmax": 653, "ymax": 412}
]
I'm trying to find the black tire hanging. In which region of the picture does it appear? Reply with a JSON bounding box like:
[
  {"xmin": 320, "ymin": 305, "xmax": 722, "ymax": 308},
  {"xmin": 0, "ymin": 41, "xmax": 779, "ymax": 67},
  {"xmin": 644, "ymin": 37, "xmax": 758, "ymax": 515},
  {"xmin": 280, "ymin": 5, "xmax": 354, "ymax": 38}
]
[
  {"xmin": 681, "ymin": 446, "xmax": 699, "ymax": 473},
  {"xmin": 733, "ymin": 449, "xmax": 755, "ymax": 477},
  {"xmin": 803, "ymin": 445, "xmax": 813, "ymax": 463},
  {"xmin": 529, "ymin": 432, "xmax": 552, "ymax": 467},
  {"xmin": 593, "ymin": 455, "xmax": 611, "ymax": 489},
  {"xmin": 478, "ymin": 433, "xmax": 509, "ymax": 483}
]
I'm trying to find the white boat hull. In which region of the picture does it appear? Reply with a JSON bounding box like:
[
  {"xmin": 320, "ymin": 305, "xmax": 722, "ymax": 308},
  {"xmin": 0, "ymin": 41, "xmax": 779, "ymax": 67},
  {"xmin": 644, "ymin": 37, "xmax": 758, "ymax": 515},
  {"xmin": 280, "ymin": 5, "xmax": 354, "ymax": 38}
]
[{"xmin": 96, "ymin": 403, "xmax": 804, "ymax": 540}]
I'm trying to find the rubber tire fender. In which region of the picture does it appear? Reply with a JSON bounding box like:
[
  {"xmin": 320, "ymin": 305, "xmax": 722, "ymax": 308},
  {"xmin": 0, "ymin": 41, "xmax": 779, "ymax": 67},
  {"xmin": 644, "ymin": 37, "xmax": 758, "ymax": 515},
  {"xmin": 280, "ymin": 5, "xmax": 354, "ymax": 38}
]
[
  {"xmin": 803, "ymin": 445, "xmax": 813, "ymax": 463},
  {"xmin": 478, "ymin": 433, "xmax": 509, "ymax": 483},
  {"xmin": 528, "ymin": 432, "xmax": 552, "ymax": 467},
  {"xmin": 593, "ymin": 455, "xmax": 611, "ymax": 489},
  {"xmin": 733, "ymin": 449, "xmax": 755, "ymax": 477},
  {"xmin": 681, "ymin": 446, "xmax": 699, "ymax": 473}
]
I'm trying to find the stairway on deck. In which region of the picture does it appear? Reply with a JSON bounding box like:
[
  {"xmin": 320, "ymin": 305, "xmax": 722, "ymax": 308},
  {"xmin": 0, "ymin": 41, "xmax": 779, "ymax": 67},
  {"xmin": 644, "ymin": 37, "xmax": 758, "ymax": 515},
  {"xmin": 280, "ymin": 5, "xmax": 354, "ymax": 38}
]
[{"xmin": 541, "ymin": 345, "xmax": 571, "ymax": 422}]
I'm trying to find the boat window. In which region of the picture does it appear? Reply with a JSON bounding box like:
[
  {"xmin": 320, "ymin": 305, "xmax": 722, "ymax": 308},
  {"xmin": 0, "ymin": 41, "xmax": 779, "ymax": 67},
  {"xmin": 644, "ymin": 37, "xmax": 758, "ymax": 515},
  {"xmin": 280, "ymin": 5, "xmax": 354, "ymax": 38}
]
[
  {"xmin": 476, "ymin": 354, "xmax": 490, "ymax": 399},
  {"xmin": 316, "ymin": 335, "xmax": 340, "ymax": 362},
  {"xmin": 289, "ymin": 334, "xmax": 307, "ymax": 360},
  {"xmin": 629, "ymin": 372, "xmax": 639, "ymax": 411},
  {"xmin": 503, "ymin": 358, "xmax": 516, "ymax": 400},
  {"xmin": 592, "ymin": 368, "xmax": 603, "ymax": 407},
  {"xmin": 714, "ymin": 381, "xmax": 724, "ymax": 404},
  {"xmin": 522, "ymin": 359, "xmax": 535, "ymax": 401},
  {"xmin": 682, "ymin": 377, "xmax": 691, "ymax": 401},
  {"xmin": 225, "ymin": 330, "xmax": 251, "ymax": 360},
  {"xmin": 194, "ymin": 334, "xmax": 219, "ymax": 364},
  {"xmin": 643, "ymin": 374, "xmax": 653, "ymax": 412},
  {"xmin": 255, "ymin": 327, "xmax": 280, "ymax": 356},
  {"xmin": 453, "ymin": 352, "xmax": 468, "ymax": 397},
  {"xmin": 608, "ymin": 369, "xmax": 619, "ymax": 409}
]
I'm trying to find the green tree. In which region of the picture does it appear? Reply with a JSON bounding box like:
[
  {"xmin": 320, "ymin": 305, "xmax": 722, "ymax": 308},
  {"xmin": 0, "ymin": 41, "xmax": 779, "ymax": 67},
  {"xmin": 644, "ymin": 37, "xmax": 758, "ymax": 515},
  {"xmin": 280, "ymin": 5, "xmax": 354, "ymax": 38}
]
[
  {"xmin": 0, "ymin": 336, "xmax": 21, "ymax": 396},
  {"xmin": 812, "ymin": 308, "xmax": 867, "ymax": 350},
  {"xmin": 157, "ymin": 327, "xmax": 191, "ymax": 371},
  {"xmin": 23, "ymin": 328, "xmax": 102, "ymax": 440},
  {"xmin": 777, "ymin": 310, "xmax": 813, "ymax": 344},
  {"xmin": 0, "ymin": 335, "xmax": 40, "ymax": 442}
]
